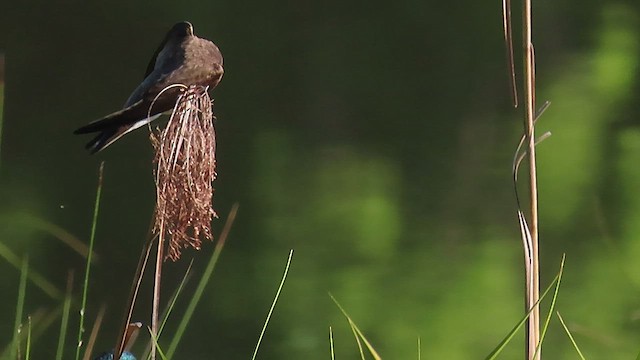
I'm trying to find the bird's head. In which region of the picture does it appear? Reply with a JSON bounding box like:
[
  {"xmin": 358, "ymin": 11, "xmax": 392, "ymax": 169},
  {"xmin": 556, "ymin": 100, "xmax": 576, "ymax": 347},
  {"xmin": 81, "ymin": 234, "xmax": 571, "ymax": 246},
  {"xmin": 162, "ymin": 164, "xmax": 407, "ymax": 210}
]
[{"xmin": 170, "ymin": 21, "xmax": 194, "ymax": 38}]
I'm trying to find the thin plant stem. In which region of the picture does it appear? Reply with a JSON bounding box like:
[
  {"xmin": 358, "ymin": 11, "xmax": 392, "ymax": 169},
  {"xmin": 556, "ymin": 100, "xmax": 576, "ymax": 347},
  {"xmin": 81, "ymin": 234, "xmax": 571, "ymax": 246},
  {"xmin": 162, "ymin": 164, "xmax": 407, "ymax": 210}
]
[
  {"xmin": 522, "ymin": 0, "xmax": 540, "ymax": 358},
  {"xmin": 533, "ymin": 255, "xmax": 565, "ymax": 359},
  {"xmin": 151, "ymin": 220, "xmax": 165, "ymax": 360},
  {"xmin": 75, "ymin": 162, "xmax": 104, "ymax": 360},
  {"xmin": 158, "ymin": 261, "xmax": 193, "ymax": 337},
  {"xmin": 252, "ymin": 249, "xmax": 294, "ymax": 360},
  {"xmin": 348, "ymin": 320, "xmax": 365, "ymax": 360},
  {"xmin": 484, "ymin": 257, "xmax": 565, "ymax": 360},
  {"xmin": 114, "ymin": 223, "xmax": 155, "ymax": 359},
  {"xmin": 557, "ymin": 312, "xmax": 586, "ymax": 360},
  {"xmin": 147, "ymin": 327, "xmax": 168, "ymax": 360},
  {"xmin": 0, "ymin": 241, "xmax": 61, "ymax": 299},
  {"xmin": 82, "ymin": 305, "xmax": 106, "ymax": 360},
  {"xmin": 0, "ymin": 53, "xmax": 4, "ymax": 168},
  {"xmin": 25, "ymin": 316, "xmax": 32, "ymax": 360},
  {"xmin": 166, "ymin": 204, "xmax": 238, "ymax": 359},
  {"xmin": 330, "ymin": 294, "xmax": 382, "ymax": 360},
  {"xmin": 329, "ymin": 327, "xmax": 335, "ymax": 360},
  {"xmin": 11, "ymin": 256, "xmax": 28, "ymax": 359},
  {"xmin": 142, "ymin": 261, "xmax": 193, "ymax": 360},
  {"xmin": 56, "ymin": 271, "xmax": 74, "ymax": 360},
  {"xmin": 502, "ymin": 0, "xmax": 517, "ymax": 107}
]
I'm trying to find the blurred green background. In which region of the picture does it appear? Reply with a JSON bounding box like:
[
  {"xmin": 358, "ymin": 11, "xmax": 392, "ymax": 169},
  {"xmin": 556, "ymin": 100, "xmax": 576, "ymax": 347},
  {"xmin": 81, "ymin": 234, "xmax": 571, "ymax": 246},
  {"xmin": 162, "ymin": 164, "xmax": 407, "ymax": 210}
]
[{"xmin": 2, "ymin": 1, "xmax": 640, "ymax": 359}]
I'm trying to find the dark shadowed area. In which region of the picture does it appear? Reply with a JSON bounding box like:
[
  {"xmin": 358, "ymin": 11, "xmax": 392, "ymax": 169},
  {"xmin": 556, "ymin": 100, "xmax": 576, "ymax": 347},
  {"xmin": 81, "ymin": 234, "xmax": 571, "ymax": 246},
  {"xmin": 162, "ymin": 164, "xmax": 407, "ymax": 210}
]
[{"xmin": 1, "ymin": 1, "xmax": 640, "ymax": 359}]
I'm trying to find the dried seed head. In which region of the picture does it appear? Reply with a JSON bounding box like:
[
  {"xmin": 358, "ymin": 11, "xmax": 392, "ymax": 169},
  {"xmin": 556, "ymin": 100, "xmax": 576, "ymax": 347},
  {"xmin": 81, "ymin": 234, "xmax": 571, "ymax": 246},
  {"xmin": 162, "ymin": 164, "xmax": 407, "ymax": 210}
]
[{"xmin": 151, "ymin": 85, "xmax": 217, "ymax": 261}]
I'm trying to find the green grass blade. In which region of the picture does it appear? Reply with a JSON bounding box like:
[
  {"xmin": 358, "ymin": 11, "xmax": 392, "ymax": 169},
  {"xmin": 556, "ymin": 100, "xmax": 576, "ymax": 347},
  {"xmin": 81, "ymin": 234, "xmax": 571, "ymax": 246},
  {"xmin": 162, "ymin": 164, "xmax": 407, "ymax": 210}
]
[
  {"xmin": 533, "ymin": 254, "xmax": 565, "ymax": 359},
  {"xmin": 417, "ymin": 337, "xmax": 421, "ymax": 360},
  {"xmin": 557, "ymin": 312, "xmax": 586, "ymax": 360},
  {"xmin": 75, "ymin": 163, "xmax": 105, "ymax": 360},
  {"xmin": 10, "ymin": 256, "xmax": 28, "ymax": 359},
  {"xmin": 148, "ymin": 327, "xmax": 168, "ymax": 360},
  {"xmin": 25, "ymin": 316, "xmax": 31, "ymax": 360},
  {"xmin": 81, "ymin": 305, "xmax": 106, "ymax": 360},
  {"xmin": 347, "ymin": 319, "xmax": 365, "ymax": 360},
  {"xmin": 1, "ymin": 303, "xmax": 64, "ymax": 358},
  {"xmin": 158, "ymin": 261, "xmax": 193, "ymax": 338},
  {"xmin": 142, "ymin": 261, "xmax": 194, "ymax": 360},
  {"xmin": 0, "ymin": 53, "xmax": 4, "ymax": 168},
  {"xmin": 484, "ymin": 257, "xmax": 566, "ymax": 360},
  {"xmin": 329, "ymin": 294, "xmax": 382, "ymax": 360},
  {"xmin": 56, "ymin": 272, "xmax": 74, "ymax": 360},
  {"xmin": 165, "ymin": 204, "xmax": 238, "ymax": 359},
  {"xmin": 252, "ymin": 249, "xmax": 294, "ymax": 360},
  {"xmin": 0, "ymin": 241, "xmax": 62, "ymax": 299},
  {"xmin": 329, "ymin": 327, "xmax": 335, "ymax": 360},
  {"xmin": 352, "ymin": 320, "xmax": 381, "ymax": 359},
  {"xmin": 10, "ymin": 213, "xmax": 95, "ymax": 259}
]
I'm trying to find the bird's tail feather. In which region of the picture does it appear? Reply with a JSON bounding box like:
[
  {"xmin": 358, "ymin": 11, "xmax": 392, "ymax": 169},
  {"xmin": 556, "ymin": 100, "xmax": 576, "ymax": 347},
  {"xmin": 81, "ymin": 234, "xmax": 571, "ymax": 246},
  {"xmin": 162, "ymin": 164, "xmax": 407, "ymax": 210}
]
[
  {"xmin": 73, "ymin": 101, "xmax": 150, "ymax": 135},
  {"xmin": 84, "ymin": 114, "xmax": 163, "ymax": 153},
  {"xmin": 85, "ymin": 128, "xmax": 120, "ymax": 154},
  {"xmin": 75, "ymin": 92, "xmax": 176, "ymax": 153}
]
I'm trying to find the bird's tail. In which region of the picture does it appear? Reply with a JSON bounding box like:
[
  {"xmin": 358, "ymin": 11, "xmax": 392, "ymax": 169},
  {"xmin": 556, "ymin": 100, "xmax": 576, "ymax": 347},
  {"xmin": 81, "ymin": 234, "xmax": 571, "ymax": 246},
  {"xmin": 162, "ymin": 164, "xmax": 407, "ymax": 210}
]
[
  {"xmin": 84, "ymin": 128, "xmax": 121, "ymax": 154},
  {"xmin": 74, "ymin": 100, "xmax": 163, "ymax": 153},
  {"xmin": 80, "ymin": 114, "xmax": 162, "ymax": 154},
  {"xmin": 74, "ymin": 101, "xmax": 151, "ymax": 135}
]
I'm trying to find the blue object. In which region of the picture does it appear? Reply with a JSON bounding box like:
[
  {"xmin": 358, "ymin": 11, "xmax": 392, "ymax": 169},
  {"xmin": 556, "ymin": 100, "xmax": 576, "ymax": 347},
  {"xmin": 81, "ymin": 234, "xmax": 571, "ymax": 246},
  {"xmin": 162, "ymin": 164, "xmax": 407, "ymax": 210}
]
[{"xmin": 93, "ymin": 350, "xmax": 136, "ymax": 360}]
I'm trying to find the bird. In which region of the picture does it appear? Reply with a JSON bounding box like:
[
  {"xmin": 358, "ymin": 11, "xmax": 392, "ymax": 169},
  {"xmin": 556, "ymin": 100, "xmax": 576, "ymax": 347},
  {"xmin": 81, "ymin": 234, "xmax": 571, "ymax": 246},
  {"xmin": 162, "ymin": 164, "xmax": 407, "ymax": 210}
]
[{"xmin": 74, "ymin": 21, "xmax": 224, "ymax": 153}]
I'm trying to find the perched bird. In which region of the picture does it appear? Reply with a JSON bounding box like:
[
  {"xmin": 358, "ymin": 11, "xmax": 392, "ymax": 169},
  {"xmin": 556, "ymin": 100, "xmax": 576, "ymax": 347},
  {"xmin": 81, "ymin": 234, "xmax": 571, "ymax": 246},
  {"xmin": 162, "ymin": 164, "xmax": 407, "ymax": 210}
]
[{"xmin": 74, "ymin": 21, "xmax": 224, "ymax": 153}]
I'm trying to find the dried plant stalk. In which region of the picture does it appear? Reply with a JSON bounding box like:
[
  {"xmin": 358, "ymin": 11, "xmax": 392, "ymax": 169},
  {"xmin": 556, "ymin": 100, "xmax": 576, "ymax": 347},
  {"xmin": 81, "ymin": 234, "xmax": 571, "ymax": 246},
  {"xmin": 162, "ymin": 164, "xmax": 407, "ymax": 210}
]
[{"xmin": 151, "ymin": 85, "xmax": 217, "ymax": 261}]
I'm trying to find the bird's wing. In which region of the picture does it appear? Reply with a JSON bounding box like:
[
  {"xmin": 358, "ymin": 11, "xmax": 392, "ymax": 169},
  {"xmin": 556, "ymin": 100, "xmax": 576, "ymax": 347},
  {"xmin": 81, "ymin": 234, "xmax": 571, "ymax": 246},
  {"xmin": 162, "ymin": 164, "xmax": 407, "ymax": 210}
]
[
  {"xmin": 125, "ymin": 68, "xmax": 175, "ymax": 108},
  {"xmin": 144, "ymin": 30, "xmax": 172, "ymax": 78},
  {"xmin": 144, "ymin": 45, "xmax": 162, "ymax": 79}
]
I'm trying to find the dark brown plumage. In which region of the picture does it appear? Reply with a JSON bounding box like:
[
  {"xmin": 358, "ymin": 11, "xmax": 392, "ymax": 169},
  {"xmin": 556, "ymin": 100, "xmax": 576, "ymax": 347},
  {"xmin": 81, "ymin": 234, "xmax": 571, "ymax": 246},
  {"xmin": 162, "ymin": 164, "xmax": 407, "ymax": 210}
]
[{"xmin": 74, "ymin": 22, "xmax": 223, "ymax": 153}]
